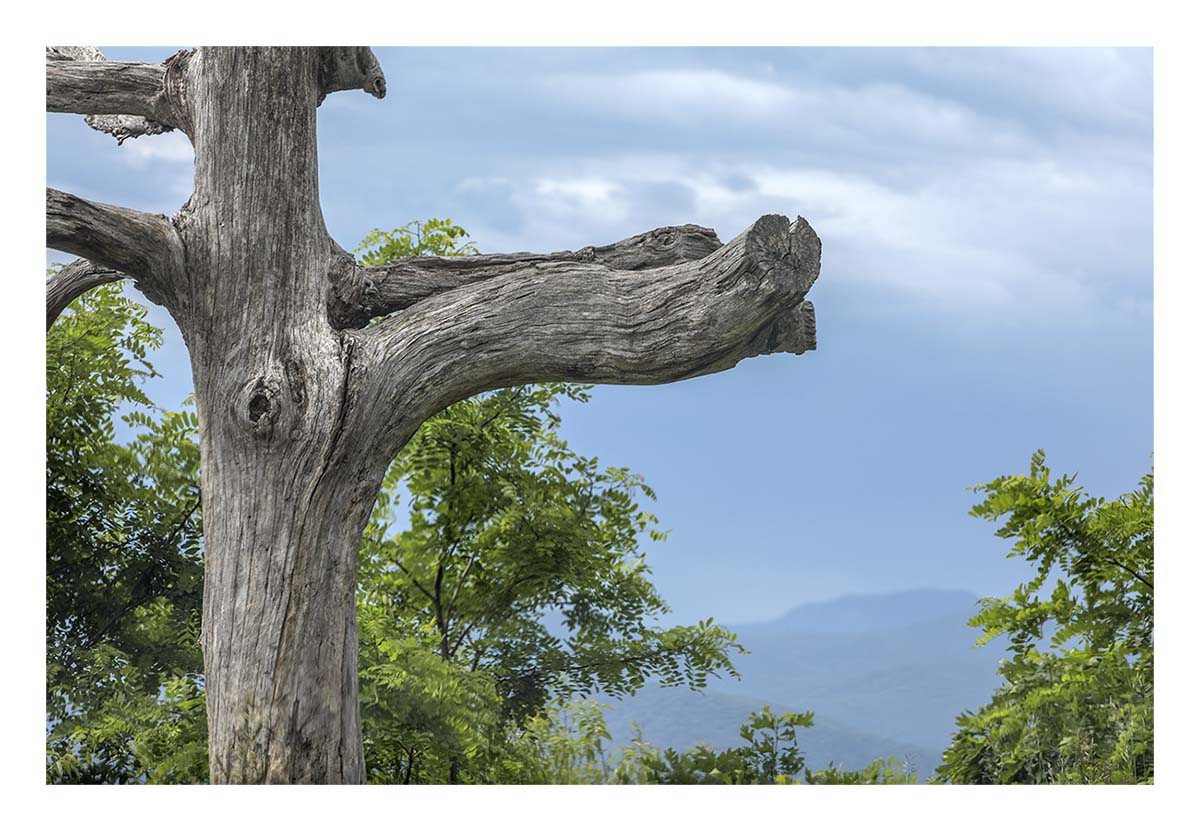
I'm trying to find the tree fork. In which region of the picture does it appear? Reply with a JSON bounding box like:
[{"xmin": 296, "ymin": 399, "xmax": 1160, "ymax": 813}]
[{"xmin": 45, "ymin": 46, "xmax": 823, "ymax": 784}]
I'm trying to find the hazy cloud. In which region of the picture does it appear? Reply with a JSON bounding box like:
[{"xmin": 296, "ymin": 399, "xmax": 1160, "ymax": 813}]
[{"xmin": 449, "ymin": 144, "xmax": 1148, "ymax": 319}]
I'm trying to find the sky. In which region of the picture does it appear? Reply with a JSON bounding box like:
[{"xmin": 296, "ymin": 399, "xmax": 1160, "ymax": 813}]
[{"xmin": 46, "ymin": 47, "xmax": 1153, "ymax": 626}]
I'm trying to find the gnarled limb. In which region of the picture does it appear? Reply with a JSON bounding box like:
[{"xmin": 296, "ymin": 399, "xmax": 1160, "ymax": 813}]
[
  {"xmin": 46, "ymin": 259, "xmax": 123, "ymax": 330},
  {"xmin": 46, "ymin": 188, "xmax": 185, "ymax": 314},
  {"xmin": 328, "ymin": 224, "xmax": 723, "ymax": 328},
  {"xmin": 46, "ymin": 46, "xmax": 183, "ymax": 143},
  {"xmin": 358, "ymin": 214, "xmax": 820, "ymax": 451}
]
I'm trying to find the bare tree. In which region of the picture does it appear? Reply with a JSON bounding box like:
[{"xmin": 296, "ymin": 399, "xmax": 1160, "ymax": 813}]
[{"xmin": 45, "ymin": 46, "xmax": 822, "ymax": 784}]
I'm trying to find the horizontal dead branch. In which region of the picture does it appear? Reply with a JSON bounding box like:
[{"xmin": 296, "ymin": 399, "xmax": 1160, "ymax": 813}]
[
  {"xmin": 47, "ymin": 47, "xmax": 180, "ymax": 143},
  {"xmin": 329, "ymin": 224, "xmax": 722, "ymax": 328},
  {"xmin": 357, "ymin": 214, "xmax": 821, "ymax": 451}
]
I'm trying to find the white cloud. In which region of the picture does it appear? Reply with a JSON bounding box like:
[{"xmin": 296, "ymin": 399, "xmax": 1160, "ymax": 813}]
[
  {"xmin": 540, "ymin": 67, "xmax": 1030, "ymax": 159},
  {"xmin": 452, "ymin": 149, "xmax": 1148, "ymax": 319},
  {"xmin": 535, "ymin": 177, "xmax": 618, "ymax": 203},
  {"xmin": 907, "ymin": 48, "xmax": 1152, "ymax": 132},
  {"xmin": 542, "ymin": 69, "xmax": 797, "ymax": 123},
  {"xmin": 113, "ymin": 131, "xmax": 195, "ymax": 201},
  {"xmin": 519, "ymin": 176, "xmax": 631, "ymax": 235},
  {"xmin": 119, "ymin": 131, "xmax": 194, "ymax": 164}
]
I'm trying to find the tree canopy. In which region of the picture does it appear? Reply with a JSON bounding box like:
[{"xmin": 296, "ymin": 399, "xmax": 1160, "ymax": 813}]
[
  {"xmin": 46, "ymin": 279, "xmax": 206, "ymax": 783},
  {"xmin": 936, "ymin": 451, "xmax": 1154, "ymax": 784},
  {"xmin": 358, "ymin": 382, "xmax": 741, "ymax": 782}
]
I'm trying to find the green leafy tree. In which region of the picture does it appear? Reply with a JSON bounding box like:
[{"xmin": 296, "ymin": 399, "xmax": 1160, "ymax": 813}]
[
  {"xmin": 358, "ymin": 383, "xmax": 743, "ymax": 783},
  {"xmin": 936, "ymin": 451, "xmax": 1153, "ymax": 784},
  {"xmin": 736, "ymin": 705, "xmax": 814, "ymax": 782},
  {"xmin": 46, "ymin": 280, "xmax": 206, "ymax": 783}
]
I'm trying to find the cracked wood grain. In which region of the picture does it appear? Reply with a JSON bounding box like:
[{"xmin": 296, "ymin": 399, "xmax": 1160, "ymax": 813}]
[
  {"xmin": 46, "ymin": 188, "xmax": 185, "ymax": 316},
  {"xmin": 358, "ymin": 214, "xmax": 820, "ymax": 448},
  {"xmin": 328, "ymin": 223, "xmax": 723, "ymax": 328}
]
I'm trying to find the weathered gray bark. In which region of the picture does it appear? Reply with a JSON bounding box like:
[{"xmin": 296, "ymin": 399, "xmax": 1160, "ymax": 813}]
[
  {"xmin": 329, "ymin": 224, "xmax": 724, "ymax": 327},
  {"xmin": 45, "ymin": 46, "xmax": 823, "ymax": 784},
  {"xmin": 47, "ymin": 46, "xmax": 182, "ymax": 143},
  {"xmin": 46, "ymin": 259, "xmax": 122, "ymax": 330}
]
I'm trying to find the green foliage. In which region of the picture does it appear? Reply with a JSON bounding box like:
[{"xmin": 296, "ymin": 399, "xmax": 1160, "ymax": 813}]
[
  {"xmin": 358, "ymin": 623, "xmax": 510, "ymax": 784},
  {"xmin": 358, "ymin": 382, "xmax": 743, "ymax": 782},
  {"xmin": 504, "ymin": 698, "xmax": 616, "ymax": 784},
  {"xmin": 504, "ymin": 702, "xmax": 919, "ymax": 786},
  {"xmin": 617, "ymin": 740, "xmax": 754, "ymax": 785},
  {"xmin": 46, "ymin": 662, "xmax": 207, "ymax": 785},
  {"xmin": 805, "ymin": 755, "xmax": 920, "ymax": 784},
  {"xmin": 612, "ymin": 705, "xmax": 813, "ymax": 785},
  {"xmin": 353, "ymin": 218, "xmax": 478, "ymax": 265},
  {"xmin": 935, "ymin": 452, "xmax": 1153, "ymax": 784},
  {"xmin": 737, "ymin": 705, "xmax": 814, "ymax": 782},
  {"xmin": 46, "ymin": 281, "xmax": 207, "ymax": 783}
]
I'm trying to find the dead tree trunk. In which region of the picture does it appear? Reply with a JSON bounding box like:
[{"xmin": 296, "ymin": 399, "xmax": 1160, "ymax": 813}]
[{"xmin": 45, "ymin": 46, "xmax": 822, "ymax": 784}]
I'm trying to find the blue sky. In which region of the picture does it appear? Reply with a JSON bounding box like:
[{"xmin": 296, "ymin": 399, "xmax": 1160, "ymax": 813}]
[{"xmin": 46, "ymin": 47, "xmax": 1153, "ymax": 625}]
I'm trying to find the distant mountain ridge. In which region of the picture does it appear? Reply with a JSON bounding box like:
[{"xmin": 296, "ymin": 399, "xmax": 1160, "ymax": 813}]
[
  {"xmin": 752, "ymin": 588, "xmax": 983, "ymax": 634},
  {"xmin": 603, "ymin": 588, "xmax": 1007, "ymax": 775}
]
